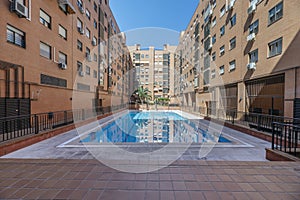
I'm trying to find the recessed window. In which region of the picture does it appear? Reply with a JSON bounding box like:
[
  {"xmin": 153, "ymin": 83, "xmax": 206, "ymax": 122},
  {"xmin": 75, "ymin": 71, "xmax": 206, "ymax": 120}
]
[
  {"xmin": 230, "ymin": 37, "xmax": 236, "ymax": 50},
  {"xmin": 77, "ymin": 61, "xmax": 83, "ymax": 71},
  {"xmin": 212, "ymin": 17, "xmax": 216, "ymax": 27},
  {"xmin": 93, "ymin": 19, "xmax": 97, "ymax": 29},
  {"xmin": 58, "ymin": 52, "xmax": 67, "ymax": 64},
  {"xmin": 219, "ymin": 65, "xmax": 225, "ymax": 75},
  {"xmin": 220, "ymin": 25, "xmax": 225, "ymax": 37},
  {"xmin": 86, "ymin": 27, "xmax": 90, "ymax": 38},
  {"xmin": 40, "ymin": 10, "xmax": 51, "ymax": 29},
  {"xmin": 229, "ymin": 60, "xmax": 236, "ymax": 71},
  {"xmin": 220, "ymin": 5, "xmax": 225, "ymax": 18},
  {"xmin": 77, "ymin": 0, "xmax": 83, "ymax": 8},
  {"xmin": 220, "ymin": 45, "xmax": 225, "ymax": 56},
  {"xmin": 86, "ymin": 66, "xmax": 90, "ymax": 75},
  {"xmin": 40, "ymin": 42, "xmax": 51, "ymax": 59},
  {"xmin": 269, "ymin": 2, "xmax": 283, "ymax": 25},
  {"xmin": 211, "ymin": 69, "xmax": 216, "ymax": 79},
  {"xmin": 212, "ymin": 52, "xmax": 216, "ymax": 61},
  {"xmin": 6, "ymin": 25, "xmax": 25, "ymax": 48},
  {"xmin": 212, "ymin": 34, "xmax": 216, "ymax": 44},
  {"xmin": 86, "ymin": 47, "xmax": 90, "ymax": 55},
  {"xmin": 230, "ymin": 14, "xmax": 236, "ymax": 27},
  {"xmin": 249, "ymin": 49, "xmax": 258, "ymax": 63},
  {"xmin": 268, "ymin": 37, "xmax": 282, "ymax": 57},
  {"xmin": 94, "ymin": 53, "xmax": 97, "ymax": 61},
  {"xmin": 58, "ymin": 25, "xmax": 67, "ymax": 40},
  {"xmin": 77, "ymin": 18, "xmax": 83, "ymax": 30},
  {"xmin": 93, "ymin": 70, "xmax": 97, "ymax": 78},
  {"xmin": 92, "ymin": 36, "xmax": 97, "ymax": 46},
  {"xmin": 86, "ymin": 9, "xmax": 91, "ymax": 20},
  {"xmin": 93, "ymin": 2, "xmax": 98, "ymax": 12},
  {"xmin": 77, "ymin": 40, "xmax": 82, "ymax": 51},
  {"xmin": 249, "ymin": 20, "xmax": 259, "ymax": 34}
]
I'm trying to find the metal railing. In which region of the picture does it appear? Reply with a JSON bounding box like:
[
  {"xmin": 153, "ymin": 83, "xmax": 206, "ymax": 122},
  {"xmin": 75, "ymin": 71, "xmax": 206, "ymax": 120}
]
[
  {"xmin": 272, "ymin": 122, "xmax": 299, "ymax": 157},
  {"xmin": 0, "ymin": 104, "xmax": 127, "ymax": 142}
]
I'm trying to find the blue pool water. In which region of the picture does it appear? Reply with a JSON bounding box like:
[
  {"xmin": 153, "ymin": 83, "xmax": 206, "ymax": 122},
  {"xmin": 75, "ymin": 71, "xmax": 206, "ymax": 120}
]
[{"xmin": 80, "ymin": 111, "xmax": 231, "ymax": 144}]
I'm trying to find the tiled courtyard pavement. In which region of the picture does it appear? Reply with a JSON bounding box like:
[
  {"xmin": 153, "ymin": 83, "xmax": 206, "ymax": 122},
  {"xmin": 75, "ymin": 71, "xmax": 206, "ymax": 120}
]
[{"xmin": 0, "ymin": 159, "xmax": 299, "ymax": 199}]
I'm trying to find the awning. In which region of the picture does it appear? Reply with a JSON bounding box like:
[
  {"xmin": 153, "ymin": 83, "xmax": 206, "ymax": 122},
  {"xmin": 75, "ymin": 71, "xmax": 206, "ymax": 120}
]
[{"xmin": 58, "ymin": 0, "xmax": 76, "ymax": 14}]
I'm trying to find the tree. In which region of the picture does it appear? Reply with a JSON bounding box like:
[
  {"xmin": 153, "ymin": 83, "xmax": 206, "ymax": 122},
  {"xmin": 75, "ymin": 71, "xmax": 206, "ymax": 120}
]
[{"xmin": 136, "ymin": 87, "xmax": 151, "ymax": 109}]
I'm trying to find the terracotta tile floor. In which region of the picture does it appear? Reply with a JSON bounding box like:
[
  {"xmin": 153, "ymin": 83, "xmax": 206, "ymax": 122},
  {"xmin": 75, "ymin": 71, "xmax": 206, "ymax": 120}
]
[{"xmin": 0, "ymin": 159, "xmax": 299, "ymax": 200}]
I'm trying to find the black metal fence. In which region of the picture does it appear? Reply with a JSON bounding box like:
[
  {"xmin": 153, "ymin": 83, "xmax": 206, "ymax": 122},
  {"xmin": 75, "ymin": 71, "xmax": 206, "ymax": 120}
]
[
  {"xmin": 0, "ymin": 104, "xmax": 127, "ymax": 142},
  {"xmin": 272, "ymin": 122, "xmax": 299, "ymax": 157}
]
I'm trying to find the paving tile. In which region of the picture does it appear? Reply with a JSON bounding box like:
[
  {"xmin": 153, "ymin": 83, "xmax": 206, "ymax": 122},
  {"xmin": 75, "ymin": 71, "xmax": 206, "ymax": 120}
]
[
  {"xmin": 83, "ymin": 189, "xmax": 103, "ymax": 200},
  {"xmin": 146, "ymin": 181, "xmax": 159, "ymax": 190},
  {"xmin": 68, "ymin": 189, "xmax": 89, "ymax": 200},
  {"xmin": 160, "ymin": 181, "xmax": 173, "ymax": 190},
  {"xmin": 203, "ymin": 191, "xmax": 221, "ymax": 200},
  {"xmin": 145, "ymin": 191, "xmax": 159, "ymax": 200},
  {"xmin": 39, "ymin": 189, "xmax": 61, "ymax": 199},
  {"xmin": 160, "ymin": 191, "xmax": 175, "ymax": 200},
  {"xmin": 189, "ymin": 191, "xmax": 205, "ymax": 200},
  {"xmin": 174, "ymin": 191, "xmax": 190, "ymax": 200},
  {"xmin": 54, "ymin": 189, "xmax": 74, "ymax": 199},
  {"xmin": 172, "ymin": 181, "xmax": 186, "ymax": 191},
  {"xmin": 218, "ymin": 192, "xmax": 235, "ymax": 200}
]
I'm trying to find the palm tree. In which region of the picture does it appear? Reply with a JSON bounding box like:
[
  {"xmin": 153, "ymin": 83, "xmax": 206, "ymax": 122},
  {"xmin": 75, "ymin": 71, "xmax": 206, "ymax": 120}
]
[{"xmin": 136, "ymin": 87, "xmax": 151, "ymax": 109}]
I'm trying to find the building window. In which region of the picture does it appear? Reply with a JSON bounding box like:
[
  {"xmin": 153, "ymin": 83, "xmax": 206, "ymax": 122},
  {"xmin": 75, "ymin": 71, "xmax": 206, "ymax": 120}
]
[
  {"xmin": 212, "ymin": 17, "xmax": 216, "ymax": 27},
  {"xmin": 77, "ymin": 61, "xmax": 83, "ymax": 71},
  {"xmin": 86, "ymin": 66, "xmax": 90, "ymax": 75},
  {"xmin": 249, "ymin": 49, "xmax": 258, "ymax": 63},
  {"xmin": 40, "ymin": 10, "xmax": 51, "ymax": 29},
  {"xmin": 229, "ymin": 60, "xmax": 236, "ymax": 71},
  {"xmin": 93, "ymin": 2, "xmax": 98, "ymax": 12},
  {"xmin": 77, "ymin": 40, "xmax": 83, "ymax": 51},
  {"xmin": 86, "ymin": 27, "xmax": 90, "ymax": 38},
  {"xmin": 230, "ymin": 37, "xmax": 236, "ymax": 50},
  {"xmin": 230, "ymin": 14, "xmax": 236, "ymax": 27},
  {"xmin": 92, "ymin": 36, "xmax": 97, "ymax": 46},
  {"xmin": 86, "ymin": 9, "xmax": 91, "ymax": 20},
  {"xmin": 220, "ymin": 25, "xmax": 225, "ymax": 37},
  {"xmin": 212, "ymin": 52, "xmax": 216, "ymax": 61},
  {"xmin": 93, "ymin": 19, "xmax": 97, "ymax": 29},
  {"xmin": 77, "ymin": 18, "xmax": 83, "ymax": 30},
  {"xmin": 93, "ymin": 53, "xmax": 97, "ymax": 61},
  {"xmin": 212, "ymin": 34, "xmax": 216, "ymax": 44},
  {"xmin": 77, "ymin": 0, "xmax": 83, "ymax": 8},
  {"xmin": 93, "ymin": 70, "xmax": 97, "ymax": 78},
  {"xmin": 219, "ymin": 65, "xmax": 225, "ymax": 75},
  {"xmin": 268, "ymin": 37, "xmax": 282, "ymax": 57},
  {"xmin": 58, "ymin": 52, "xmax": 67, "ymax": 64},
  {"xmin": 40, "ymin": 42, "xmax": 51, "ymax": 59},
  {"xmin": 249, "ymin": 20, "xmax": 259, "ymax": 34},
  {"xmin": 6, "ymin": 25, "xmax": 25, "ymax": 48},
  {"xmin": 220, "ymin": 5, "xmax": 225, "ymax": 18},
  {"xmin": 220, "ymin": 45, "xmax": 225, "ymax": 56},
  {"xmin": 86, "ymin": 47, "xmax": 90, "ymax": 55},
  {"xmin": 58, "ymin": 25, "xmax": 67, "ymax": 40},
  {"xmin": 211, "ymin": 69, "xmax": 216, "ymax": 79},
  {"xmin": 269, "ymin": 2, "xmax": 283, "ymax": 25}
]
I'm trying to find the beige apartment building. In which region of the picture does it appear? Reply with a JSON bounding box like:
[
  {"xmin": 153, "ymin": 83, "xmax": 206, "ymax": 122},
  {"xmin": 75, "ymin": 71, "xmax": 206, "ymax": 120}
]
[
  {"xmin": 0, "ymin": 0, "xmax": 132, "ymax": 117},
  {"xmin": 129, "ymin": 44, "xmax": 176, "ymax": 102},
  {"xmin": 175, "ymin": 0, "xmax": 300, "ymax": 118}
]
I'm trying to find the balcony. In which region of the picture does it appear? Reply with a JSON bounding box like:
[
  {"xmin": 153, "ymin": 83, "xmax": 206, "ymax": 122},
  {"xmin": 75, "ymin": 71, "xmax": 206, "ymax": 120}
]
[
  {"xmin": 248, "ymin": 0, "xmax": 257, "ymax": 14},
  {"xmin": 58, "ymin": 0, "xmax": 76, "ymax": 14}
]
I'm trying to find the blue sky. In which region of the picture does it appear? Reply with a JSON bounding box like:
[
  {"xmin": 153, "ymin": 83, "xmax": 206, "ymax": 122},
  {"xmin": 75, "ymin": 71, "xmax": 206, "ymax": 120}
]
[{"xmin": 110, "ymin": 0, "xmax": 199, "ymax": 47}]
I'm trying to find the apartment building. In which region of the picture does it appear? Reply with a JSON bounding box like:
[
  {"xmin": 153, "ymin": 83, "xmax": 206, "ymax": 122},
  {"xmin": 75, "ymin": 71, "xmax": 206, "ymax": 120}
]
[
  {"xmin": 175, "ymin": 0, "xmax": 300, "ymax": 118},
  {"xmin": 0, "ymin": 0, "xmax": 132, "ymax": 117},
  {"xmin": 129, "ymin": 44, "xmax": 176, "ymax": 101}
]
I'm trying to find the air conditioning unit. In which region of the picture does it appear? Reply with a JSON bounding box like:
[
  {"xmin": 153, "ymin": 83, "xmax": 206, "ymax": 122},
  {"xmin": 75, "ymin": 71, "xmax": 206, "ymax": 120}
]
[
  {"xmin": 247, "ymin": 33, "xmax": 256, "ymax": 41},
  {"xmin": 248, "ymin": 4, "xmax": 256, "ymax": 15},
  {"xmin": 247, "ymin": 62, "xmax": 256, "ymax": 70},
  {"xmin": 208, "ymin": 9, "xmax": 213, "ymax": 17},
  {"xmin": 86, "ymin": 53, "xmax": 92, "ymax": 62},
  {"xmin": 78, "ymin": 27, "xmax": 84, "ymax": 35},
  {"xmin": 79, "ymin": 71, "xmax": 85, "ymax": 77},
  {"xmin": 10, "ymin": 0, "xmax": 28, "ymax": 18},
  {"xmin": 79, "ymin": 6, "xmax": 85, "ymax": 14},
  {"xmin": 58, "ymin": 63, "xmax": 67, "ymax": 70}
]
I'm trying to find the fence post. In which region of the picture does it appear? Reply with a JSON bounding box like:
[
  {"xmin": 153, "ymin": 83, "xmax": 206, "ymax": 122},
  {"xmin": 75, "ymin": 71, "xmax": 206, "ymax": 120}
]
[
  {"xmin": 272, "ymin": 122, "xmax": 275, "ymax": 150},
  {"xmin": 34, "ymin": 115, "xmax": 39, "ymax": 134},
  {"xmin": 232, "ymin": 111, "xmax": 235, "ymax": 124},
  {"xmin": 258, "ymin": 115, "xmax": 261, "ymax": 131}
]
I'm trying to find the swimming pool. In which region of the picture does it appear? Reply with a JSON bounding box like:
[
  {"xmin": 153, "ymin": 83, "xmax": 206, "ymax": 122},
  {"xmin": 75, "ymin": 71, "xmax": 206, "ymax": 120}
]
[{"xmin": 79, "ymin": 111, "xmax": 231, "ymax": 144}]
